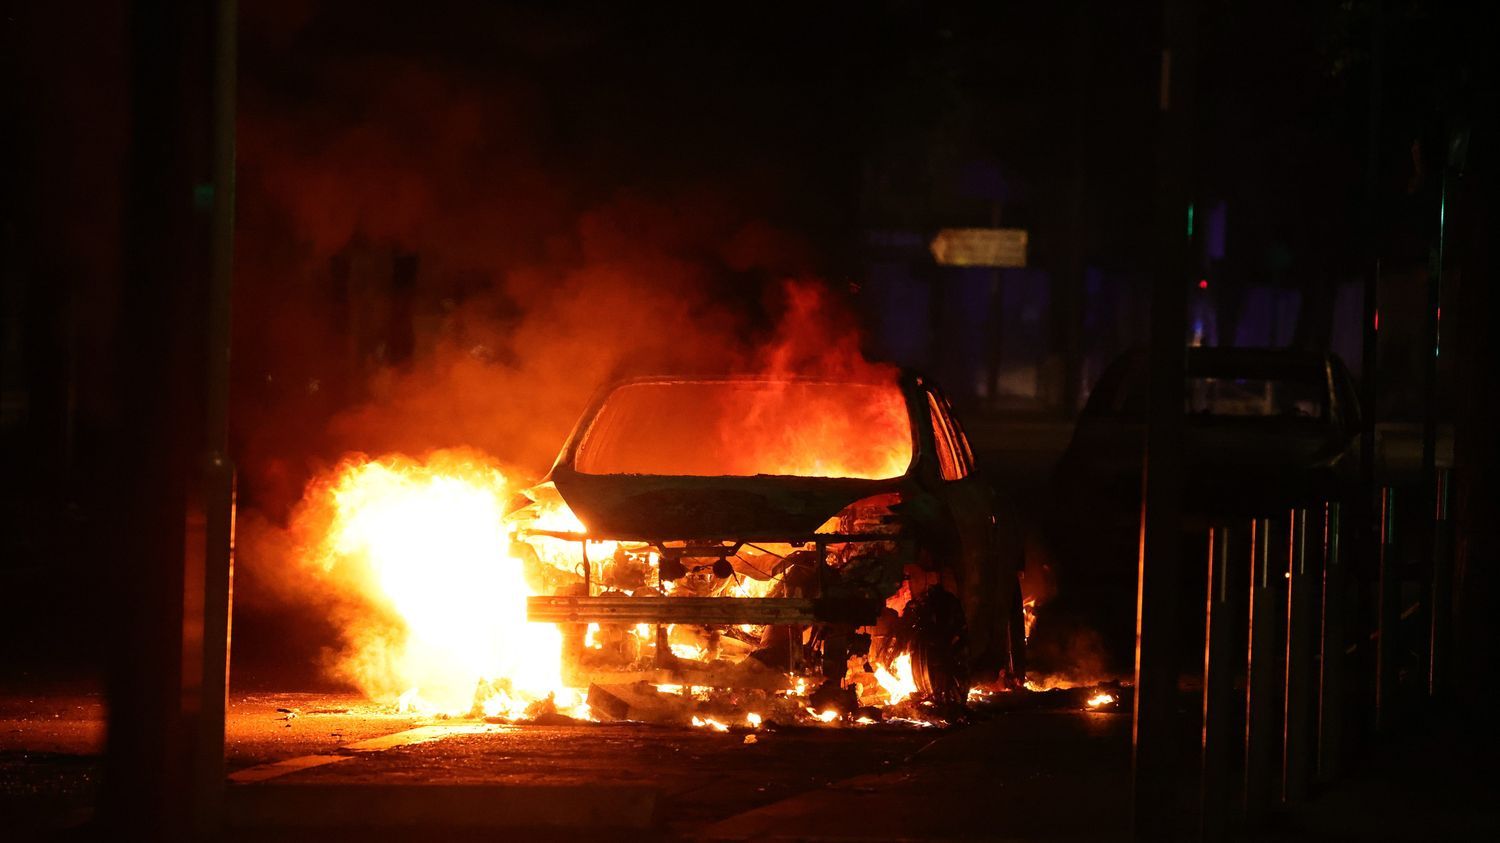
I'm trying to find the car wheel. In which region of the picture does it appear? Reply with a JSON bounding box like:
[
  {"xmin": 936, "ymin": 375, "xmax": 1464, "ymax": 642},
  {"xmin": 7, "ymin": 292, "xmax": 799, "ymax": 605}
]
[{"xmin": 906, "ymin": 585, "xmax": 969, "ymax": 707}]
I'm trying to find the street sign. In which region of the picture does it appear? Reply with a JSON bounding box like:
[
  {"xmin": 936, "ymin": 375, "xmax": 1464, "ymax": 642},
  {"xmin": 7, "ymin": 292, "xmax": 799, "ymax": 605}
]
[{"xmin": 929, "ymin": 227, "xmax": 1028, "ymax": 268}]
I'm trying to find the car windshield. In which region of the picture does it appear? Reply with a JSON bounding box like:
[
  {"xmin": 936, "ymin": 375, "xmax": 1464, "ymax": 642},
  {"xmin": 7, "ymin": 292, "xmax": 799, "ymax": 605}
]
[
  {"xmin": 574, "ymin": 379, "xmax": 914, "ymax": 479},
  {"xmin": 1186, "ymin": 375, "xmax": 1327, "ymax": 420}
]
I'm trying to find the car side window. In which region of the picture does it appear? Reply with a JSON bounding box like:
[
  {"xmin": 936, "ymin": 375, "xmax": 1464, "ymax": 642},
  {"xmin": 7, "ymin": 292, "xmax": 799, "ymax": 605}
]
[{"xmin": 926, "ymin": 391, "xmax": 972, "ymax": 481}]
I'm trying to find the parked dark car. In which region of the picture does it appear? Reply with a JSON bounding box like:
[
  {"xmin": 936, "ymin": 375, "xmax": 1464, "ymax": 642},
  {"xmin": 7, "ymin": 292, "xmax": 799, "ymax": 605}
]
[
  {"xmin": 508, "ymin": 371, "xmax": 1025, "ymax": 705},
  {"xmin": 1055, "ymin": 347, "xmax": 1360, "ymax": 520},
  {"xmin": 1040, "ymin": 347, "xmax": 1362, "ymax": 667}
]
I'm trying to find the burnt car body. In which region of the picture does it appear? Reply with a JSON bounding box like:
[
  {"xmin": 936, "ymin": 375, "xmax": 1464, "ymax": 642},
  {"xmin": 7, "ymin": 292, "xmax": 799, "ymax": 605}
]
[
  {"xmin": 508, "ymin": 371, "xmax": 1025, "ymax": 704},
  {"xmin": 1039, "ymin": 347, "xmax": 1361, "ymax": 666}
]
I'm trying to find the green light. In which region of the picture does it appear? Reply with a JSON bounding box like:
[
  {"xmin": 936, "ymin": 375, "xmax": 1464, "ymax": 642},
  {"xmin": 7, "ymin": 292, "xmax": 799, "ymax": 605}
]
[{"xmin": 1186, "ymin": 202, "xmax": 1195, "ymax": 238}]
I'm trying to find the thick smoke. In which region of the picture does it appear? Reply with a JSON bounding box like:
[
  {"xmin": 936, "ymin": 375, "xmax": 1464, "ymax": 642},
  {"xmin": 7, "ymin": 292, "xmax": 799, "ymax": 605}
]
[{"xmin": 228, "ymin": 40, "xmax": 868, "ymax": 682}]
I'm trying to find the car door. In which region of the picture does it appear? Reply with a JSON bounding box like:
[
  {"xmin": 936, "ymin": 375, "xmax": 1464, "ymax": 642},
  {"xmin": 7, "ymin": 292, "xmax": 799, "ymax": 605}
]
[{"xmin": 921, "ymin": 385, "xmax": 1011, "ymax": 672}]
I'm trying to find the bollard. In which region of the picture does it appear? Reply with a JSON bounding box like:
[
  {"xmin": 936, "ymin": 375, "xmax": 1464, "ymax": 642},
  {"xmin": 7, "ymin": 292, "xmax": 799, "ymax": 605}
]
[
  {"xmin": 1201, "ymin": 524, "xmax": 1245, "ymax": 836},
  {"xmin": 1375, "ymin": 486, "xmax": 1400, "ymax": 731},
  {"xmin": 1316, "ymin": 501, "xmax": 1346, "ymax": 783},
  {"xmin": 1244, "ymin": 517, "xmax": 1280, "ymax": 822},
  {"xmin": 1283, "ymin": 509, "xmax": 1315, "ymax": 802},
  {"xmin": 1429, "ymin": 468, "xmax": 1453, "ymax": 697}
]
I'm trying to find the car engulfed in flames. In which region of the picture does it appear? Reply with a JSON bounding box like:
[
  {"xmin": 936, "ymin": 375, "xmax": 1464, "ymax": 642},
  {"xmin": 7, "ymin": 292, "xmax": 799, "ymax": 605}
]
[
  {"xmin": 288, "ymin": 368, "xmax": 1026, "ymax": 728},
  {"xmin": 506, "ymin": 371, "xmax": 1027, "ymax": 719}
]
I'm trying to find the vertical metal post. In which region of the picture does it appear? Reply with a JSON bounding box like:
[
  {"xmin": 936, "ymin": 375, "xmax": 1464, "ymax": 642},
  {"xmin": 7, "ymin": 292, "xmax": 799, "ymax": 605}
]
[
  {"xmin": 190, "ymin": 2, "xmax": 237, "ymax": 833},
  {"xmin": 1317, "ymin": 502, "xmax": 1346, "ymax": 782},
  {"xmin": 1356, "ymin": 0, "xmax": 1384, "ymax": 759},
  {"xmin": 104, "ymin": 3, "xmax": 231, "ymax": 833},
  {"xmin": 1201, "ymin": 524, "xmax": 1243, "ymax": 837},
  {"xmin": 1376, "ymin": 486, "xmax": 1400, "ymax": 730},
  {"xmin": 1416, "ymin": 144, "xmax": 1448, "ymax": 691},
  {"xmin": 1244, "ymin": 518, "xmax": 1278, "ymax": 822},
  {"xmin": 1429, "ymin": 468, "xmax": 1454, "ymax": 696},
  {"xmin": 1132, "ymin": 1, "xmax": 1195, "ymax": 837},
  {"xmin": 1283, "ymin": 509, "xmax": 1314, "ymax": 802}
]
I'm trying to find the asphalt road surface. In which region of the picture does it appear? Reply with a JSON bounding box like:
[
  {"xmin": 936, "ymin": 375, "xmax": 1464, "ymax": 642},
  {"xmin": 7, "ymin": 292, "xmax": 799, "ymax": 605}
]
[{"xmin": 1, "ymin": 684, "xmax": 1135, "ymax": 839}]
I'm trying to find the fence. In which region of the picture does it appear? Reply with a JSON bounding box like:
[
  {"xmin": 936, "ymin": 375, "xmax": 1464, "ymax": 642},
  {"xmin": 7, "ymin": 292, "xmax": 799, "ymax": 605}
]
[{"xmin": 1195, "ymin": 467, "xmax": 1454, "ymax": 835}]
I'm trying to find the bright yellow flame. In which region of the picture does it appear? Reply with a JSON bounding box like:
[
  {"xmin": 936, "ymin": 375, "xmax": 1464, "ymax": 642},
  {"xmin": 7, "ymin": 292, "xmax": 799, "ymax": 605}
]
[
  {"xmin": 670, "ymin": 642, "xmax": 708, "ymax": 661},
  {"xmin": 691, "ymin": 715, "xmax": 729, "ymax": 732},
  {"xmin": 728, "ymin": 576, "xmax": 776, "ymax": 598},
  {"xmin": 873, "ymin": 653, "xmax": 917, "ymax": 705},
  {"xmin": 516, "ymin": 487, "xmax": 620, "ymax": 577},
  {"xmin": 746, "ymin": 712, "xmax": 763, "ymax": 728},
  {"xmin": 1086, "ymin": 690, "xmax": 1117, "ymax": 708},
  {"xmin": 296, "ymin": 452, "xmax": 566, "ymax": 715}
]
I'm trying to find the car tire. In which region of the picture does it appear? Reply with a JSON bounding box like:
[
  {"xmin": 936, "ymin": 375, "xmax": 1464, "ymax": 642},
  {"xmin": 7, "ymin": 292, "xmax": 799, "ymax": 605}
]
[{"xmin": 906, "ymin": 585, "xmax": 969, "ymax": 707}]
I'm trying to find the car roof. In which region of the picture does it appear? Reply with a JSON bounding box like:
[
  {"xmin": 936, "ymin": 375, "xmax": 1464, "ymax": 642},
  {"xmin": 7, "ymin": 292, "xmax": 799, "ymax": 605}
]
[{"xmin": 600, "ymin": 372, "xmax": 908, "ymax": 388}]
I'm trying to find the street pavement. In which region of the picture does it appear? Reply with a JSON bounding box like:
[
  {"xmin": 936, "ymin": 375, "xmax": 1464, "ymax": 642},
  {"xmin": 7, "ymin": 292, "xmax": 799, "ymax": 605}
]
[{"xmin": 1, "ymin": 685, "xmax": 1134, "ymax": 839}]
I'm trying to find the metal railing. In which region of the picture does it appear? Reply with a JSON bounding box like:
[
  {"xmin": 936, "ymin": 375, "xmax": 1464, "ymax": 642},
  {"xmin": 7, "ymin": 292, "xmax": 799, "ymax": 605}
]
[{"xmin": 1196, "ymin": 467, "xmax": 1455, "ymax": 834}]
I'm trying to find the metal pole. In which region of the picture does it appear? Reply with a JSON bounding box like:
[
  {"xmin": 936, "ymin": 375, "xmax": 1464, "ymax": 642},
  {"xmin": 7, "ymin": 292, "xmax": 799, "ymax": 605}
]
[
  {"xmin": 1201, "ymin": 524, "xmax": 1242, "ymax": 836},
  {"xmin": 103, "ymin": 3, "xmax": 221, "ymax": 833},
  {"xmin": 1355, "ymin": 1, "xmax": 1383, "ymax": 760},
  {"xmin": 1283, "ymin": 509, "xmax": 1315, "ymax": 802},
  {"xmin": 1376, "ymin": 486, "xmax": 1400, "ymax": 730},
  {"xmin": 1429, "ymin": 468, "xmax": 1453, "ymax": 696},
  {"xmin": 187, "ymin": 1, "xmax": 237, "ymax": 833},
  {"xmin": 1317, "ymin": 501, "xmax": 1346, "ymax": 782},
  {"xmin": 1244, "ymin": 517, "xmax": 1278, "ymax": 822},
  {"xmin": 1131, "ymin": 1, "xmax": 1195, "ymax": 837},
  {"xmin": 1413, "ymin": 159, "xmax": 1445, "ymax": 698}
]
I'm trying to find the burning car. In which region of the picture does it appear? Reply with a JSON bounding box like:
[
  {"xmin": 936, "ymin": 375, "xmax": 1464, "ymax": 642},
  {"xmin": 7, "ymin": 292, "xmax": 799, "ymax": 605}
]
[{"xmin": 506, "ymin": 371, "xmax": 1025, "ymax": 708}]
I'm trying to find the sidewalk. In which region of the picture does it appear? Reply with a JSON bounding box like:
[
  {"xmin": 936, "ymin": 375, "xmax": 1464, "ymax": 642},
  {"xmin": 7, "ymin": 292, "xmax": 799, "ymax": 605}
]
[
  {"xmin": 1258, "ymin": 709, "xmax": 1500, "ymax": 840},
  {"xmin": 698, "ymin": 711, "xmax": 1132, "ymax": 841}
]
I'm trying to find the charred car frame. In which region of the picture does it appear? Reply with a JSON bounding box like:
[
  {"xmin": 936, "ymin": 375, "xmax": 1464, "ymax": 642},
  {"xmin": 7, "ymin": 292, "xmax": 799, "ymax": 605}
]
[{"xmin": 508, "ymin": 371, "xmax": 1025, "ymax": 706}]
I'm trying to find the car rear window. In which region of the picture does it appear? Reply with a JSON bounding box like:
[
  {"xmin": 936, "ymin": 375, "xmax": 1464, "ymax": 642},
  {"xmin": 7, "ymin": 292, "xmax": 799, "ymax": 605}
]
[
  {"xmin": 1187, "ymin": 376, "xmax": 1327, "ymax": 420},
  {"xmin": 574, "ymin": 380, "xmax": 914, "ymax": 479}
]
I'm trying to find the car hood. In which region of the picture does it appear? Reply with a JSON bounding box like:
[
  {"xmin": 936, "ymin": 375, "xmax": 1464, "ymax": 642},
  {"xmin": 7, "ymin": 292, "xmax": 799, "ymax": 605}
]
[{"xmin": 548, "ymin": 466, "xmax": 901, "ymax": 541}]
